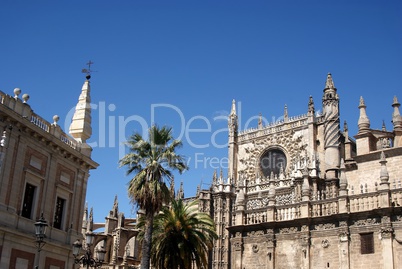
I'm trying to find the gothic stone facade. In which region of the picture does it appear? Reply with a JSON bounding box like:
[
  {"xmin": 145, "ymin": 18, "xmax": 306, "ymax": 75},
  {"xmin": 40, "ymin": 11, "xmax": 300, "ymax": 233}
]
[
  {"xmin": 0, "ymin": 75, "xmax": 98, "ymax": 269},
  {"xmin": 196, "ymin": 74, "xmax": 402, "ymax": 269}
]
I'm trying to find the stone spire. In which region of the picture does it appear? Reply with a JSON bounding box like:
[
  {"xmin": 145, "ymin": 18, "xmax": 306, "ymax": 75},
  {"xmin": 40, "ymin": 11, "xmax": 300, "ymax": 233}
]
[
  {"xmin": 112, "ymin": 195, "xmax": 118, "ymax": 218},
  {"xmin": 308, "ymin": 95, "xmax": 315, "ymax": 115},
  {"xmin": 301, "ymin": 167, "xmax": 310, "ymax": 201},
  {"xmin": 325, "ymin": 73, "xmax": 335, "ymax": 89},
  {"xmin": 258, "ymin": 113, "xmax": 263, "ymax": 129},
  {"xmin": 228, "ymin": 99, "xmax": 238, "ymax": 185},
  {"xmin": 322, "ymin": 73, "xmax": 341, "ymax": 180},
  {"xmin": 88, "ymin": 207, "xmax": 94, "ymax": 231},
  {"xmin": 344, "ymin": 121, "xmax": 349, "ymax": 142},
  {"xmin": 177, "ymin": 181, "xmax": 184, "ymax": 199},
  {"xmin": 358, "ymin": 96, "xmax": 370, "ymax": 133},
  {"xmin": 379, "ymin": 151, "xmax": 389, "ymax": 185},
  {"xmin": 230, "ymin": 99, "xmax": 236, "ymax": 116},
  {"xmin": 69, "ymin": 73, "xmax": 92, "ymax": 144},
  {"xmin": 228, "ymin": 99, "xmax": 238, "ymax": 132},
  {"xmin": 392, "ymin": 96, "xmax": 402, "ymax": 147},
  {"xmin": 170, "ymin": 178, "xmax": 175, "ymax": 198},
  {"xmin": 284, "ymin": 104, "xmax": 288, "ymax": 122},
  {"xmin": 339, "ymin": 158, "xmax": 348, "ymax": 192},
  {"xmin": 392, "ymin": 96, "xmax": 402, "ymax": 130},
  {"xmin": 82, "ymin": 202, "xmax": 88, "ymax": 234},
  {"xmin": 382, "ymin": 120, "xmax": 387, "ymax": 131},
  {"xmin": 212, "ymin": 170, "xmax": 217, "ymax": 186}
]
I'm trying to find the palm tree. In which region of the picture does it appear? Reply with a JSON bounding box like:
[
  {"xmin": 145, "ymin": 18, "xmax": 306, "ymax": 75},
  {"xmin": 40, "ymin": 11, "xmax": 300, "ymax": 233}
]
[
  {"xmin": 146, "ymin": 198, "xmax": 217, "ymax": 269},
  {"xmin": 119, "ymin": 125, "xmax": 188, "ymax": 269}
]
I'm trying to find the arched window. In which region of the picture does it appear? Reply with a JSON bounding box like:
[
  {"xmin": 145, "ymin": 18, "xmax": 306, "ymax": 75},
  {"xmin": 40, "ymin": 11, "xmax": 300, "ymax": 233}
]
[{"xmin": 260, "ymin": 148, "xmax": 287, "ymax": 177}]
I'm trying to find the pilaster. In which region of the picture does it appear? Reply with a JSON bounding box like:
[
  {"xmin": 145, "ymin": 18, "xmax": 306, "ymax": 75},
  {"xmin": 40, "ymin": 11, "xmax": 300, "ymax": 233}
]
[
  {"xmin": 338, "ymin": 225, "xmax": 350, "ymax": 269},
  {"xmin": 380, "ymin": 216, "xmax": 394, "ymax": 269}
]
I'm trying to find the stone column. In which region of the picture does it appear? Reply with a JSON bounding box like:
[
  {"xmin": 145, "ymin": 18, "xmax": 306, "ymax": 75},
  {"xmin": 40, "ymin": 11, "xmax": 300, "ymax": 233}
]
[
  {"xmin": 380, "ymin": 216, "xmax": 394, "ymax": 269},
  {"xmin": 300, "ymin": 168, "xmax": 310, "ymax": 218},
  {"xmin": 266, "ymin": 230, "xmax": 275, "ymax": 269},
  {"xmin": 231, "ymin": 234, "xmax": 243, "ymax": 269},
  {"xmin": 300, "ymin": 232, "xmax": 310, "ymax": 269},
  {"xmin": 338, "ymin": 227, "xmax": 350, "ymax": 269}
]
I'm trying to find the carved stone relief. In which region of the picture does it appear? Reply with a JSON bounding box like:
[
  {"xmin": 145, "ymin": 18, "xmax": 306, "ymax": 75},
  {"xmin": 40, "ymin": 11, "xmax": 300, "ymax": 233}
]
[{"xmin": 238, "ymin": 131, "xmax": 304, "ymax": 181}]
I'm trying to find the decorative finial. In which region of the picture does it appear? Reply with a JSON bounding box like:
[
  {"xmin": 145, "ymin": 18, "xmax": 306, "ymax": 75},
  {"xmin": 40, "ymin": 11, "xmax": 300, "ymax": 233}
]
[
  {"xmin": 325, "ymin": 73, "xmax": 335, "ymax": 89},
  {"xmin": 339, "ymin": 158, "xmax": 348, "ymax": 192},
  {"xmin": 382, "ymin": 120, "xmax": 386, "ymax": 131},
  {"xmin": 258, "ymin": 113, "xmax": 263, "ymax": 129},
  {"xmin": 284, "ymin": 104, "xmax": 288, "ymax": 121},
  {"xmin": 379, "ymin": 151, "xmax": 389, "ymax": 185},
  {"xmin": 22, "ymin": 93, "xmax": 30, "ymax": 103},
  {"xmin": 344, "ymin": 120, "xmax": 348, "ymax": 132},
  {"xmin": 52, "ymin": 115, "xmax": 60, "ymax": 126},
  {"xmin": 230, "ymin": 99, "xmax": 236, "ymax": 115},
  {"xmin": 358, "ymin": 96, "xmax": 370, "ymax": 132},
  {"xmin": 392, "ymin": 96, "xmax": 402, "ymax": 130},
  {"xmin": 359, "ymin": 96, "xmax": 366, "ymax": 107},
  {"xmin": 212, "ymin": 170, "xmax": 217, "ymax": 186},
  {"xmin": 13, "ymin": 88, "xmax": 21, "ymax": 99},
  {"xmin": 308, "ymin": 95, "xmax": 315, "ymax": 114},
  {"xmin": 82, "ymin": 60, "xmax": 94, "ymax": 80},
  {"xmin": 178, "ymin": 181, "xmax": 184, "ymax": 199}
]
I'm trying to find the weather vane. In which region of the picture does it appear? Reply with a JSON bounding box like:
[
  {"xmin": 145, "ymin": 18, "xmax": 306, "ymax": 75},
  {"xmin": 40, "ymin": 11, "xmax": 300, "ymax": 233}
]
[{"xmin": 82, "ymin": 60, "xmax": 95, "ymax": 79}]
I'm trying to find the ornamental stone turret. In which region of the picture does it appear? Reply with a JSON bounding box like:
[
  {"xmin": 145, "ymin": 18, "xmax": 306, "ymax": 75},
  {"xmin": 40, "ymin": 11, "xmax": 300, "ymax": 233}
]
[
  {"xmin": 284, "ymin": 104, "xmax": 289, "ymax": 122},
  {"xmin": 358, "ymin": 96, "xmax": 370, "ymax": 133},
  {"xmin": 322, "ymin": 73, "xmax": 341, "ymax": 180},
  {"xmin": 379, "ymin": 151, "xmax": 390, "ymax": 188},
  {"xmin": 378, "ymin": 151, "xmax": 391, "ymax": 208},
  {"xmin": 392, "ymin": 96, "xmax": 402, "ymax": 147},
  {"xmin": 355, "ymin": 96, "xmax": 372, "ymax": 155},
  {"xmin": 69, "ymin": 73, "xmax": 93, "ymax": 155},
  {"xmin": 228, "ymin": 99, "xmax": 238, "ymax": 186}
]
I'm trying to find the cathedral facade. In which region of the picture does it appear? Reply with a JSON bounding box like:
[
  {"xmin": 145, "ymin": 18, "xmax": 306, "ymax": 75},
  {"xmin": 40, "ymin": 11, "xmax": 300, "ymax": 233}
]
[{"xmin": 196, "ymin": 74, "xmax": 402, "ymax": 269}]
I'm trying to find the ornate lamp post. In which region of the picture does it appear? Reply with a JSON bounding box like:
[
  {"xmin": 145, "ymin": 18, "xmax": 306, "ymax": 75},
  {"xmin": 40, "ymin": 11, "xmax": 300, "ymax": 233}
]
[
  {"xmin": 72, "ymin": 230, "xmax": 106, "ymax": 268},
  {"xmin": 34, "ymin": 213, "xmax": 48, "ymax": 269}
]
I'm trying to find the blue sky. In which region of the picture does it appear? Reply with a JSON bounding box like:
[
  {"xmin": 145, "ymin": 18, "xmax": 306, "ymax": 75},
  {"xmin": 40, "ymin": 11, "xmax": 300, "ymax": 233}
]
[{"xmin": 1, "ymin": 1, "xmax": 401, "ymax": 223}]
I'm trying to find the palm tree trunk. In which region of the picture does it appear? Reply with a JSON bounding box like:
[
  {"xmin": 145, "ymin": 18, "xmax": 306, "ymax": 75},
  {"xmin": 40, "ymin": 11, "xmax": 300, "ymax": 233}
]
[{"xmin": 140, "ymin": 210, "xmax": 154, "ymax": 269}]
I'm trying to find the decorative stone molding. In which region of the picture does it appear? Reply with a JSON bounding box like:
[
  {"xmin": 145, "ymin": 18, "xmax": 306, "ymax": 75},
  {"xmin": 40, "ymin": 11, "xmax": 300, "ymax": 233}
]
[
  {"xmin": 252, "ymin": 244, "xmax": 259, "ymax": 253},
  {"xmin": 301, "ymin": 225, "xmax": 309, "ymax": 232},
  {"xmin": 276, "ymin": 192, "xmax": 295, "ymax": 206},
  {"xmin": 279, "ymin": 227, "xmax": 298, "ymax": 234},
  {"xmin": 381, "ymin": 215, "xmax": 391, "ymax": 224},
  {"xmin": 339, "ymin": 232, "xmax": 349, "ymax": 242},
  {"xmin": 339, "ymin": 220, "xmax": 348, "ymax": 227},
  {"xmin": 238, "ymin": 131, "xmax": 304, "ymax": 181},
  {"xmin": 380, "ymin": 227, "xmax": 394, "ymax": 239},
  {"xmin": 232, "ymin": 240, "xmax": 243, "ymax": 251},
  {"xmin": 246, "ymin": 230, "xmax": 264, "ymax": 237},
  {"xmin": 266, "ymin": 238, "xmax": 275, "ymax": 248},
  {"xmin": 321, "ymin": 239, "xmax": 330, "ymax": 248},
  {"xmin": 353, "ymin": 218, "xmax": 379, "ymax": 226},
  {"xmin": 314, "ymin": 223, "xmax": 335, "ymax": 231}
]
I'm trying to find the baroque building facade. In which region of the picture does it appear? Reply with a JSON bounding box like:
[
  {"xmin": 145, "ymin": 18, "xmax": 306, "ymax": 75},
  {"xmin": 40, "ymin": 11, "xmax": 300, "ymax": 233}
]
[
  {"xmin": 194, "ymin": 73, "xmax": 402, "ymax": 269},
  {"xmin": 0, "ymin": 73, "xmax": 98, "ymax": 268}
]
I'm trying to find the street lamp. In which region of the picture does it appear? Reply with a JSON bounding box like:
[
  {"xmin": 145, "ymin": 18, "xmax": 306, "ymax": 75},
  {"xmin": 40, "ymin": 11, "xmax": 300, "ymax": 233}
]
[
  {"xmin": 34, "ymin": 213, "xmax": 48, "ymax": 269},
  {"xmin": 72, "ymin": 230, "xmax": 106, "ymax": 268}
]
